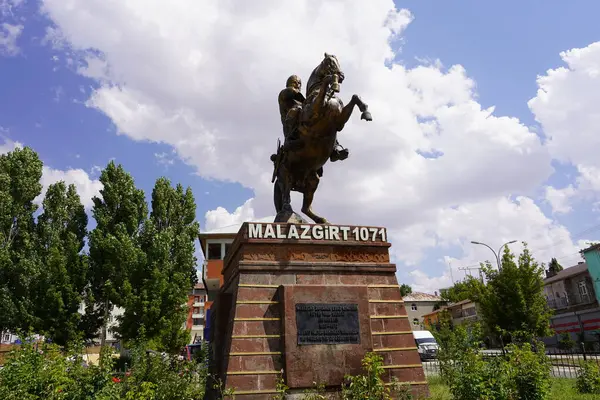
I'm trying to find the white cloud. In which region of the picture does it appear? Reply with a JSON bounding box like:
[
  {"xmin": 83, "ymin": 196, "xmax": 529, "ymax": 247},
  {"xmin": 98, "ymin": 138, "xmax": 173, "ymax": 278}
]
[
  {"xmin": 1, "ymin": 137, "xmax": 102, "ymax": 209},
  {"xmin": 38, "ymin": 166, "xmax": 103, "ymax": 209},
  {"xmin": 0, "ymin": 136, "xmax": 22, "ymax": 153},
  {"xmin": 529, "ymin": 42, "xmax": 600, "ymax": 204},
  {"xmin": 204, "ymin": 199, "xmax": 255, "ymax": 232},
  {"xmin": 0, "ymin": 0, "xmax": 24, "ymax": 17},
  {"xmin": 544, "ymin": 185, "xmax": 576, "ymax": 214},
  {"xmin": 0, "ymin": 22, "xmax": 23, "ymax": 56},
  {"xmin": 40, "ymin": 1, "xmax": 597, "ymax": 292}
]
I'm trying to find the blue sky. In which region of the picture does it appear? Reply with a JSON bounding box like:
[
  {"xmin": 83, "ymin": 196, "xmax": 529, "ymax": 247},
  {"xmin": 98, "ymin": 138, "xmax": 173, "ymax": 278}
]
[{"xmin": 2, "ymin": 0, "xmax": 600, "ymax": 292}]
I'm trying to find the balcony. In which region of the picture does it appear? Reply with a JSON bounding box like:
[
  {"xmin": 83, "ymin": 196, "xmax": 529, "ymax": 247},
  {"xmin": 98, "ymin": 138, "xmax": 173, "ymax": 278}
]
[
  {"xmin": 568, "ymin": 292, "xmax": 596, "ymax": 306},
  {"xmin": 193, "ymin": 302, "xmax": 204, "ymax": 307},
  {"xmin": 192, "ymin": 313, "xmax": 204, "ymax": 319},
  {"xmin": 547, "ymin": 293, "xmax": 596, "ymax": 309},
  {"xmin": 547, "ymin": 297, "xmax": 568, "ymax": 309}
]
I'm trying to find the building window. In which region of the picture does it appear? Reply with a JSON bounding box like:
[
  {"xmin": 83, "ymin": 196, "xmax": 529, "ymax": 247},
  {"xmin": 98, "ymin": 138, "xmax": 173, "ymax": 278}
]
[
  {"xmin": 578, "ymin": 281, "xmax": 588, "ymax": 296},
  {"xmin": 192, "ymin": 318, "xmax": 202, "ymax": 326},
  {"xmin": 411, "ymin": 303, "xmax": 417, "ymax": 311},
  {"xmin": 3, "ymin": 334, "xmax": 9, "ymax": 342},
  {"xmin": 412, "ymin": 318, "xmax": 419, "ymax": 326},
  {"xmin": 207, "ymin": 243, "xmax": 222, "ymax": 260},
  {"xmin": 194, "ymin": 296, "xmax": 200, "ymax": 303},
  {"xmin": 193, "ymin": 307, "xmax": 200, "ymax": 314}
]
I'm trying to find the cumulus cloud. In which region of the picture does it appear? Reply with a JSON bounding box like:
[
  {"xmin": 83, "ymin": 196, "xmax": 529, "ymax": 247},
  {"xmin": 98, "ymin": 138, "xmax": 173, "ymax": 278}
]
[
  {"xmin": 204, "ymin": 199, "xmax": 255, "ymax": 232},
  {"xmin": 1, "ymin": 137, "xmax": 102, "ymax": 209},
  {"xmin": 37, "ymin": 166, "xmax": 103, "ymax": 209},
  {"xmin": 545, "ymin": 185, "xmax": 576, "ymax": 214},
  {"xmin": 0, "ymin": 22, "xmax": 23, "ymax": 56},
  {"xmin": 529, "ymin": 42, "xmax": 600, "ymax": 203},
  {"xmin": 39, "ymin": 0, "xmax": 595, "ymax": 291}
]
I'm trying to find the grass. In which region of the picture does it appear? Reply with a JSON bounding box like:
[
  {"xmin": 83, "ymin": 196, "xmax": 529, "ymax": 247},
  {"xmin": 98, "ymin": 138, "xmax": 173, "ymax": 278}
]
[{"xmin": 426, "ymin": 377, "xmax": 599, "ymax": 400}]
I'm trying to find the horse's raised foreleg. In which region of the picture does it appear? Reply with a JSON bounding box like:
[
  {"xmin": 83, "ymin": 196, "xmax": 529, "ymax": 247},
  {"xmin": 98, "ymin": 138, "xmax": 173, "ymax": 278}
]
[
  {"xmin": 337, "ymin": 94, "xmax": 372, "ymax": 131},
  {"xmin": 301, "ymin": 173, "xmax": 328, "ymax": 224}
]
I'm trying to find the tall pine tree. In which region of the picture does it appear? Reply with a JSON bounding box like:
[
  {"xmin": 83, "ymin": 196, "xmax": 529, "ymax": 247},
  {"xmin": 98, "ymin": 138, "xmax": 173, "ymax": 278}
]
[
  {"xmin": 34, "ymin": 182, "xmax": 88, "ymax": 346},
  {"xmin": 119, "ymin": 177, "xmax": 199, "ymax": 353},
  {"xmin": 0, "ymin": 147, "xmax": 43, "ymax": 335},
  {"xmin": 87, "ymin": 161, "xmax": 147, "ymax": 345}
]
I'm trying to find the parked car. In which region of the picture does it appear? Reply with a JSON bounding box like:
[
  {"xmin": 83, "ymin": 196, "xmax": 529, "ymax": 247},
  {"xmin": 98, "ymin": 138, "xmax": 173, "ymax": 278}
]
[{"xmin": 413, "ymin": 330, "xmax": 439, "ymax": 361}]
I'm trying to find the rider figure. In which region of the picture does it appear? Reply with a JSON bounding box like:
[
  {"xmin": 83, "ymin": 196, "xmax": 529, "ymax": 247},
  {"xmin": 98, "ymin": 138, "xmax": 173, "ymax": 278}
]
[{"xmin": 278, "ymin": 75, "xmax": 349, "ymax": 162}]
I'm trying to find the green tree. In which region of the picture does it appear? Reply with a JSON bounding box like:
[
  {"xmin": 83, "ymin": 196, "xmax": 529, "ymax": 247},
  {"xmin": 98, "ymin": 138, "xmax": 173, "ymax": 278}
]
[
  {"xmin": 399, "ymin": 283, "xmax": 412, "ymax": 297},
  {"xmin": 33, "ymin": 182, "xmax": 89, "ymax": 346},
  {"xmin": 118, "ymin": 178, "xmax": 200, "ymax": 353},
  {"xmin": 87, "ymin": 161, "xmax": 147, "ymax": 345},
  {"xmin": 0, "ymin": 147, "xmax": 43, "ymax": 335},
  {"xmin": 478, "ymin": 244, "xmax": 553, "ymax": 343},
  {"xmin": 440, "ymin": 275, "xmax": 484, "ymax": 303},
  {"xmin": 547, "ymin": 257, "xmax": 563, "ymax": 274}
]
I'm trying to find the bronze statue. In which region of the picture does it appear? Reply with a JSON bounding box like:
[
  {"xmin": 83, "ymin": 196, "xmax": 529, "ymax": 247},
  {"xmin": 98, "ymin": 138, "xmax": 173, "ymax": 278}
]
[{"xmin": 271, "ymin": 53, "xmax": 372, "ymax": 224}]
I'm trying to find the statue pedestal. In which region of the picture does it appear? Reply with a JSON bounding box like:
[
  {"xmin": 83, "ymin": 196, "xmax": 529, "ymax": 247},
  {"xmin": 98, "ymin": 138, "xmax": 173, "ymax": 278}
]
[{"xmin": 205, "ymin": 222, "xmax": 429, "ymax": 399}]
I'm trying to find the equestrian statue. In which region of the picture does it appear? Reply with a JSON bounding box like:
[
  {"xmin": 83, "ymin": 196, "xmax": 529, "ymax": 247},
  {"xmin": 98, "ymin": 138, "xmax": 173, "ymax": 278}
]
[{"xmin": 271, "ymin": 53, "xmax": 372, "ymax": 224}]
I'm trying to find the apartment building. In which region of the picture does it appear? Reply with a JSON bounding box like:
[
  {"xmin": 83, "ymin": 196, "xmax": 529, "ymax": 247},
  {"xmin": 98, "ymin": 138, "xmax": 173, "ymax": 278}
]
[
  {"xmin": 402, "ymin": 292, "xmax": 443, "ymax": 329},
  {"xmin": 186, "ymin": 283, "xmax": 207, "ymax": 344},
  {"xmin": 543, "ymin": 261, "xmax": 600, "ymax": 344}
]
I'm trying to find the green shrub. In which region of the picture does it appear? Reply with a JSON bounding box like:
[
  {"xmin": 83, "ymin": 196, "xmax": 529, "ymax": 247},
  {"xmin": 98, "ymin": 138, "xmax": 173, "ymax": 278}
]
[
  {"xmin": 557, "ymin": 333, "xmax": 575, "ymax": 351},
  {"xmin": 576, "ymin": 361, "xmax": 600, "ymax": 394},
  {"xmin": 505, "ymin": 342, "xmax": 551, "ymax": 400},
  {"xmin": 436, "ymin": 324, "xmax": 551, "ymax": 400},
  {"xmin": 302, "ymin": 381, "xmax": 327, "ymax": 400},
  {"xmin": 341, "ymin": 352, "xmax": 392, "ymax": 400},
  {"xmin": 0, "ymin": 340, "xmax": 208, "ymax": 399}
]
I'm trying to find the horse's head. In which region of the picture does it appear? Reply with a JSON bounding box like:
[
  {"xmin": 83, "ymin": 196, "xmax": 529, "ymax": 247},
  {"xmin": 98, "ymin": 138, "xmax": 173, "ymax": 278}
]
[{"xmin": 306, "ymin": 52, "xmax": 345, "ymax": 96}]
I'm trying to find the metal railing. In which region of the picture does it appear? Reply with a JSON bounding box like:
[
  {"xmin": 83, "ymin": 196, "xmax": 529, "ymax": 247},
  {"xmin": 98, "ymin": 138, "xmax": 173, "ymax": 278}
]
[
  {"xmin": 420, "ymin": 348, "xmax": 600, "ymax": 379},
  {"xmin": 547, "ymin": 292, "xmax": 596, "ymax": 309}
]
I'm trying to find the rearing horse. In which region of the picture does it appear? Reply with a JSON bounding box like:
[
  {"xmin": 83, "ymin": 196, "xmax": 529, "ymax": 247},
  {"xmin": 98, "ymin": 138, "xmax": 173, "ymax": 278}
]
[{"xmin": 273, "ymin": 53, "xmax": 372, "ymax": 224}]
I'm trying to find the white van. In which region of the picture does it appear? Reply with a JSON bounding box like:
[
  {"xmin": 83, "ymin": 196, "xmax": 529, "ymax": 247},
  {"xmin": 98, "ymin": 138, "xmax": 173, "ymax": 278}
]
[{"xmin": 413, "ymin": 330, "xmax": 439, "ymax": 361}]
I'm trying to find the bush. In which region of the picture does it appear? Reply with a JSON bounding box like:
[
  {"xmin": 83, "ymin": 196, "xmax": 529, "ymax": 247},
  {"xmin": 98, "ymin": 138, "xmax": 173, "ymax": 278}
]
[
  {"xmin": 557, "ymin": 333, "xmax": 575, "ymax": 351},
  {"xmin": 505, "ymin": 342, "xmax": 551, "ymax": 400},
  {"xmin": 436, "ymin": 323, "xmax": 551, "ymax": 400},
  {"xmin": 0, "ymin": 341, "xmax": 208, "ymax": 399},
  {"xmin": 576, "ymin": 361, "xmax": 600, "ymax": 394},
  {"xmin": 341, "ymin": 352, "xmax": 392, "ymax": 400}
]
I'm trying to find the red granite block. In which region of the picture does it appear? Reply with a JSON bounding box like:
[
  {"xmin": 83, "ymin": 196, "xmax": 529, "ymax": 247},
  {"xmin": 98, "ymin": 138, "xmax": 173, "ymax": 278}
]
[
  {"xmin": 379, "ymin": 333, "xmax": 417, "ymax": 349},
  {"xmin": 296, "ymin": 274, "xmax": 325, "ymax": 284},
  {"xmin": 368, "ymin": 287, "xmax": 403, "ymax": 301},
  {"xmin": 369, "ymin": 303, "xmax": 406, "ymax": 316},
  {"xmin": 382, "ymin": 318, "xmax": 411, "ymax": 332},
  {"xmin": 237, "ymin": 287, "xmax": 279, "ymax": 301},
  {"xmin": 281, "ymin": 285, "xmax": 373, "ymax": 389},
  {"xmin": 386, "ymin": 367, "xmax": 426, "ymax": 383},
  {"xmin": 381, "ymin": 350, "xmax": 422, "ymax": 366},
  {"xmin": 229, "ymin": 338, "xmax": 282, "ymax": 353},
  {"xmin": 239, "ymin": 273, "xmax": 273, "ymax": 285},
  {"xmin": 228, "ymin": 355, "xmax": 283, "ymax": 372},
  {"xmin": 235, "ymin": 304, "xmax": 280, "ymax": 319},
  {"xmin": 232, "ymin": 320, "xmax": 281, "ymax": 336},
  {"xmin": 226, "ymin": 373, "xmax": 280, "ymax": 392},
  {"xmin": 370, "ymin": 319, "xmax": 384, "ymax": 332}
]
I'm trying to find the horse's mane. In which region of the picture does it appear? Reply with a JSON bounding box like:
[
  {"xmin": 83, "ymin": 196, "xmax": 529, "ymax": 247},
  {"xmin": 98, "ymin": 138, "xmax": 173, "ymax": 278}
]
[{"xmin": 305, "ymin": 64, "xmax": 322, "ymax": 98}]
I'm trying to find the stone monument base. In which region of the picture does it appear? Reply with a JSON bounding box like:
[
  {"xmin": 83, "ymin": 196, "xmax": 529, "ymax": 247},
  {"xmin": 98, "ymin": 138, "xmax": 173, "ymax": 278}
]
[{"xmin": 204, "ymin": 222, "xmax": 429, "ymax": 399}]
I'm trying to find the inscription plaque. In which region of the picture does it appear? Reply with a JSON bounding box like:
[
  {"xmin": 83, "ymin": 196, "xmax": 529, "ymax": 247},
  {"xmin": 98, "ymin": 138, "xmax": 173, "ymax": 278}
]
[{"xmin": 295, "ymin": 303, "xmax": 360, "ymax": 345}]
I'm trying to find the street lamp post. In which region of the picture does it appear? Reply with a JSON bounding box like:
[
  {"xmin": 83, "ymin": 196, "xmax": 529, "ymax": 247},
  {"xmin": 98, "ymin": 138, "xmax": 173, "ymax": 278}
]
[{"xmin": 470, "ymin": 240, "xmax": 517, "ymax": 271}]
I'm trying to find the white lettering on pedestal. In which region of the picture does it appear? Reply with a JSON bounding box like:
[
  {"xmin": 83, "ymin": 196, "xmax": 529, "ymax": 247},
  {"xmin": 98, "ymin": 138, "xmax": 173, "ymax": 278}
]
[{"xmin": 246, "ymin": 223, "xmax": 387, "ymax": 242}]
